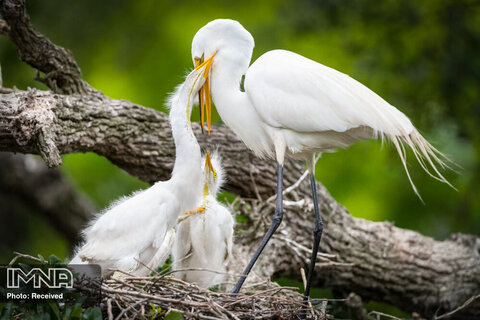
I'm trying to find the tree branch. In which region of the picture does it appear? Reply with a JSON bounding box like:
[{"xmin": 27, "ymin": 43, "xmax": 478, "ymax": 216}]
[
  {"xmin": 1, "ymin": 87, "xmax": 478, "ymax": 319},
  {"xmin": 0, "ymin": 0, "xmax": 92, "ymax": 94},
  {"xmin": 0, "ymin": 152, "xmax": 95, "ymax": 245},
  {"xmin": 0, "ymin": 0, "xmax": 479, "ymax": 318},
  {"xmin": 228, "ymin": 195, "xmax": 480, "ymax": 319},
  {"xmin": 0, "ymin": 88, "xmax": 299, "ymax": 196}
]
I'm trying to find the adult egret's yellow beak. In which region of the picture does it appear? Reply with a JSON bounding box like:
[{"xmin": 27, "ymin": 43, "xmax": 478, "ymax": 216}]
[
  {"xmin": 194, "ymin": 52, "xmax": 216, "ymax": 135},
  {"xmin": 204, "ymin": 151, "xmax": 217, "ymax": 178}
]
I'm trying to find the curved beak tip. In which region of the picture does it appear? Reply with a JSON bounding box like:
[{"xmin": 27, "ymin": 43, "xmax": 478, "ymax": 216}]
[
  {"xmin": 204, "ymin": 151, "xmax": 217, "ymax": 177},
  {"xmin": 194, "ymin": 52, "xmax": 216, "ymax": 135}
]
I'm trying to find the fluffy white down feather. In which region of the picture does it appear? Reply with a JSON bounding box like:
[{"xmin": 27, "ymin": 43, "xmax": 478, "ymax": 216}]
[
  {"xmin": 172, "ymin": 152, "xmax": 234, "ymax": 288},
  {"xmin": 70, "ymin": 67, "xmax": 207, "ymax": 277}
]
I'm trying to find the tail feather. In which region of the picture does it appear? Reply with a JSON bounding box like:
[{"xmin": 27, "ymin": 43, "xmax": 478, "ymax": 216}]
[{"xmin": 388, "ymin": 129, "xmax": 456, "ymax": 199}]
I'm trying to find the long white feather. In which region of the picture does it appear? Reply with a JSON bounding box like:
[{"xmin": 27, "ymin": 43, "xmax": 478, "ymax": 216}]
[
  {"xmin": 245, "ymin": 50, "xmax": 453, "ymax": 194},
  {"xmin": 70, "ymin": 67, "xmax": 207, "ymax": 276}
]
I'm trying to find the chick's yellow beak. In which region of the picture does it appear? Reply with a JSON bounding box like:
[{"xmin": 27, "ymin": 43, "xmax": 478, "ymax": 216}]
[
  {"xmin": 194, "ymin": 52, "xmax": 216, "ymax": 135},
  {"xmin": 204, "ymin": 151, "xmax": 217, "ymax": 178}
]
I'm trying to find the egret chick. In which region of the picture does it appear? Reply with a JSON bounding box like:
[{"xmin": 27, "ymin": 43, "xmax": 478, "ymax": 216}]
[
  {"xmin": 70, "ymin": 64, "xmax": 211, "ymax": 277},
  {"xmin": 172, "ymin": 151, "xmax": 234, "ymax": 289},
  {"xmin": 190, "ymin": 19, "xmax": 453, "ymax": 300}
]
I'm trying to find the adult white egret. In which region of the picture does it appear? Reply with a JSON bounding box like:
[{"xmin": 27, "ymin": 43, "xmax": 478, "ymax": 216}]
[
  {"xmin": 70, "ymin": 64, "xmax": 211, "ymax": 277},
  {"xmin": 191, "ymin": 19, "xmax": 452, "ymax": 303},
  {"xmin": 172, "ymin": 151, "xmax": 234, "ymax": 288}
]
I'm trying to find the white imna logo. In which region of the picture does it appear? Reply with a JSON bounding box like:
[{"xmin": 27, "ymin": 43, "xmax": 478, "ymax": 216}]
[{"xmin": 6, "ymin": 267, "xmax": 73, "ymax": 289}]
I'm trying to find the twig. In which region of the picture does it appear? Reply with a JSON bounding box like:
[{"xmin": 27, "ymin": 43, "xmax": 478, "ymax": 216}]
[
  {"xmin": 0, "ymin": 0, "xmax": 92, "ymax": 94},
  {"xmin": 102, "ymin": 286, "xmax": 209, "ymax": 308},
  {"xmin": 300, "ymin": 268, "xmax": 314, "ymax": 318},
  {"xmin": 266, "ymin": 169, "xmax": 309, "ymax": 203},
  {"xmin": 8, "ymin": 252, "xmax": 43, "ymax": 265},
  {"xmin": 266, "ymin": 154, "xmax": 320, "ymax": 202},
  {"xmin": 320, "ymin": 300, "xmax": 328, "ymax": 319},
  {"xmin": 160, "ymin": 267, "xmax": 240, "ymax": 278},
  {"xmin": 300, "ymin": 267, "xmax": 307, "ymax": 291},
  {"xmin": 368, "ymin": 310, "xmax": 402, "ymax": 320},
  {"xmin": 107, "ymin": 299, "xmax": 113, "ymax": 320},
  {"xmin": 113, "ymin": 298, "xmax": 147, "ymax": 320},
  {"xmin": 0, "ymin": 87, "xmax": 14, "ymax": 93},
  {"xmin": 272, "ymin": 233, "xmax": 338, "ymax": 260},
  {"xmin": 434, "ymin": 294, "xmax": 480, "ymax": 320},
  {"xmin": 223, "ymin": 286, "xmax": 300, "ymax": 308},
  {"xmin": 310, "ymin": 298, "xmax": 347, "ymax": 303}
]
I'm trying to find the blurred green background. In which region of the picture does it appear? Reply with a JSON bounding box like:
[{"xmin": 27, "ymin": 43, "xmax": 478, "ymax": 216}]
[{"xmin": 1, "ymin": 0, "xmax": 479, "ymax": 267}]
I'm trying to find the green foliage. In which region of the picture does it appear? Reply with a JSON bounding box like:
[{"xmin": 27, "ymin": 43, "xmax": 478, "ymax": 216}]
[
  {"xmin": 0, "ymin": 201, "xmax": 69, "ymax": 264},
  {"xmin": 82, "ymin": 307, "xmax": 102, "ymax": 320},
  {"xmin": 47, "ymin": 255, "xmax": 63, "ymax": 266},
  {"xmin": 145, "ymin": 304, "xmax": 185, "ymax": 320},
  {"xmin": 1, "ymin": 294, "xmax": 102, "ymax": 320},
  {"xmin": 0, "ymin": 303, "xmax": 13, "ymax": 320},
  {"xmin": 62, "ymin": 153, "xmax": 149, "ymax": 208},
  {"xmin": 147, "ymin": 303, "xmax": 164, "ymax": 319},
  {"xmin": 152, "ymin": 257, "xmax": 173, "ymax": 276},
  {"xmin": 235, "ymin": 214, "xmax": 250, "ymax": 223},
  {"xmin": 164, "ymin": 311, "xmax": 184, "ymax": 320},
  {"xmin": 0, "ymin": 255, "xmax": 102, "ymax": 320},
  {"xmin": 0, "ymin": 0, "xmax": 478, "ymax": 304},
  {"xmin": 218, "ymin": 191, "xmax": 236, "ymax": 204},
  {"xmin": 283, "ymin": 0, "xmax": 480, "ymax": 238}
]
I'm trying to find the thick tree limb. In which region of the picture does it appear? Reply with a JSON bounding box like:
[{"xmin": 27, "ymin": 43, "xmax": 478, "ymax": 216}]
[
  {"xmin": 0, "ymin": 0, "xmax": 92, "ymax": 94},
  {"xmin": 1, "ymin": 88, "xmax": 479, "ymax": 319},
  {"xmin": 0, "ymin": 88, "xmax": 299, "ymax": 197},
  {"xmin": 0, "ymin": 0, "xmax": 479, "ymax": 318},
  {"xmin": 228, "ymin": 194, "xmax": 480, "ymax": 319}
]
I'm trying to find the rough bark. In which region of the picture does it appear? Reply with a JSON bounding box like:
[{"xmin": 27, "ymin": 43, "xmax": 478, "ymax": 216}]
[
  {"xmin": 0, "ymin": 89, "xmax": 297, "ymax": 198},
  {"xmin": 1, "ymin": 81, "xmax": 478, "ymax": 320},
  {"xmin": 227, "ymin": 193, "xmax": 480, "ymax": 319},
  {"xmin": 0, "ymin": 0, "xmax": 92, "ymax": 94},
  {"xmin": 0, "ymin": 0, "xmax": 479, "ymax": 318}
]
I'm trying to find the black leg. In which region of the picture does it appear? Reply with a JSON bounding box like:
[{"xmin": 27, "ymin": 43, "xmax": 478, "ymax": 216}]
[
  {"xmin": 231, "ymin": 163, "xmax": 284, "ymax": 294},
  {"xmin": 300, "ymin": 174, "xmax": 324, "ymax": 318}
]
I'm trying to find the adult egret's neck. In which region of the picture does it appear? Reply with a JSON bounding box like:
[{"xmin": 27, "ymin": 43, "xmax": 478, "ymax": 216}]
[
  {"xmin": 210, "ymin": 52, "xmax": 272, "ymax": 157},
  {"xmin": 168, "ymin": 83, "xmax": 202, "ymax": 206}
]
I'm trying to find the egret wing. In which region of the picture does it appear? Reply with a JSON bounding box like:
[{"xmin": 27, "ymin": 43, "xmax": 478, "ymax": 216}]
[
  {"xmin": 172, "ymin": 219, "xmax": 193, "ymax": 265},
  {"xmin": 78, "ymin": 185, "xmax": 179, "ymax": 266},
  {"xmin": 245, "ymin": 50, "xmax": 413, "ymax": 136}
]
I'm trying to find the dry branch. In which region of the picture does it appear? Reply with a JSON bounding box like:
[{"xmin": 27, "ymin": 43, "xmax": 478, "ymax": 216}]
[
  {"xmin": 96, "ymin": 277, "xmax": 322, "ymax": 320},
  {"xmin": 0, "ymin": 0, "xmax": 479, "ymax": 319},
  {"xmin": 0, "ymin": 0, "xmax": 92, "ymax": 94}
]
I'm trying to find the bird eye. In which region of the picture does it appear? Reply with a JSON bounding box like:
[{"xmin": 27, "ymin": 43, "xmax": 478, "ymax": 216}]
[{"xmin": 194, "ymin": 54, "xmax": 205, "ymax": 66}]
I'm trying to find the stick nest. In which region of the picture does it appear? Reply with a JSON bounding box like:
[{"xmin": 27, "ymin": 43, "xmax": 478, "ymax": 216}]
[{"xmin": 77, "ymin": 274, "xmax": 324, "ymax": 320}]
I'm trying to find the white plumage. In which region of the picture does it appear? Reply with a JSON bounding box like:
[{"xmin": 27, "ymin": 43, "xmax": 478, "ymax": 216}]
[
  {"xmin": 192, "ymin": 19, "xmax": 451, "ymax": 191},
  {"xmin": 190, "ymin": 19, "xmax": 453, "ymax": 297},
  {"xmin": 172, "ymin": 152, "xmax": 234, "ymax": 289},
  {"xmin": 70, "ymin": 66, "xmax": 208, "ymax": 277}
]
